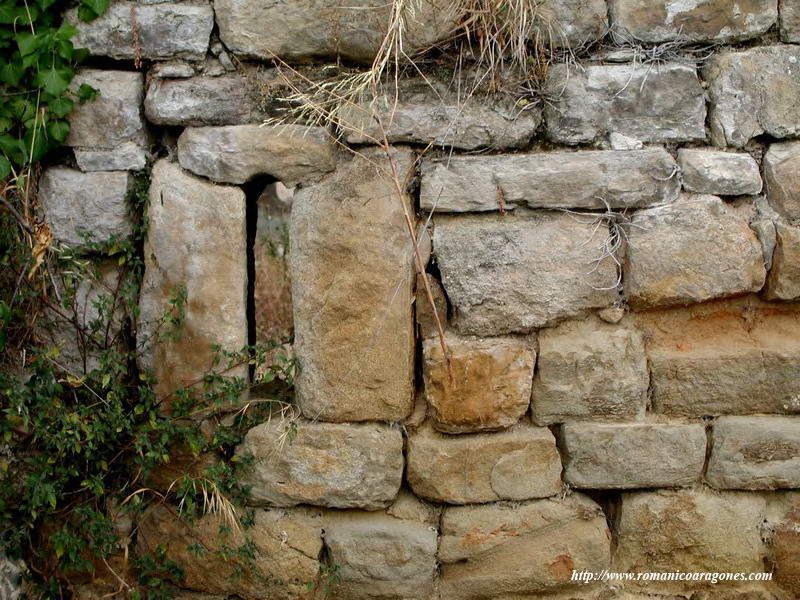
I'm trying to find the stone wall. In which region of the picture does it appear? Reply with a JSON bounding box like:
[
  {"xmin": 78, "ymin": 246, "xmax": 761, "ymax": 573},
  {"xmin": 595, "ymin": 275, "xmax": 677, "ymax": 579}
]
[{"xmin": 39, "ymin": 0, "xmax": 800, "ymax": 598}]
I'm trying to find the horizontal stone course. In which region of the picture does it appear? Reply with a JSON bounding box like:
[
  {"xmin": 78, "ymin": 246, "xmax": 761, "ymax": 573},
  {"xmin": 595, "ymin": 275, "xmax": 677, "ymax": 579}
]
[
  {"xmin": 707, "ymin": 416, "xmax": 800, "ymax": 489},
  {"xmin": 678, "ymin": 149, "xmax": 763, "ymax": 196},
  {"xmin": 422, "ymin": 333, "xmax": 535, "ymax": 433},
  {"xmin": 68, "ymin": 2, "xmax": 213, "ymax": 61},
  {"xmin": 545, "ymin": 62, "xmax": 706, "ymax": 144},
  {"xmin": 236, "ymin": 418, "xmax": 403, "ymax": 509},
  {"xmin": 704, "ymin": 46, "xmax": 800, "ymax": 147},
  {"xmin": 420, "ymin": 148, "xmax": 680, "ymax": 213},
  {"xmin": 433, "ymin": 212, "xmax": 618, "ymax": 335},
  {"xmin": 406, "ymin": 424, "xmax": 562, "ymax": 503},
  {"xmin": 532, "ymin": 316, "xmax": 649, "ymax": 425},
  {"xmin": 610, "ymin": 0, "xmax": 777, "ymax": 42},
  {"xmin": 438, "ymin": 495, "xmax": 610, "ymax": 599},
  {"xmin": 560, "ymin": 422, "xmax": 707, "ymax": 489},
  {"xmin": 637, "ymin": 296, "xmax": 800, "ymax": 417},
  {"xmin": 625, "ymin": 195, "xmax": 766, "ymax": 308}
]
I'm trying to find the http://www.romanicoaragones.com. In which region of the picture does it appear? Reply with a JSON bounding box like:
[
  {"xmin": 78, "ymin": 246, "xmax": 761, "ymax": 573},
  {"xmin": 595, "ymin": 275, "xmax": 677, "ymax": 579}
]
[{"xmin": 572, "ymin": 570, "xmax": 774, "ymax": 584}]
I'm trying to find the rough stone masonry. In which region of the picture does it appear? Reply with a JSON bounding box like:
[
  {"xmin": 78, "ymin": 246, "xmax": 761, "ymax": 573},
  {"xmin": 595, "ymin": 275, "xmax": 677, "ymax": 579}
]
[{"xmin": 34, "ymin": 0, "xmax": 800, "ymax": 598}]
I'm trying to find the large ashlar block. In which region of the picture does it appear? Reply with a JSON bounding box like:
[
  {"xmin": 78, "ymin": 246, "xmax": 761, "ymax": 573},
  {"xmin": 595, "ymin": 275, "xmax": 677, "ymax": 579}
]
[
  {"xmin": 68, "ymin": 2, "xmax": 213, "ymax": 61},
  {"xmin": 704, "ymin": 46, "xmax": 800, "ymax": 147},
  {"xmin": 615, "ymin": 489, "xmax": 767, "ymax": 594},
  {"xmin": 136, "ymin": 503, "xmax": 322, "ymax": 600},
  {"xmin": 637, "ymin": 296, "xmax": 800, "ymax": 417},
  {"xmin": 707, "ymin": 416, "xmax": 800, "ymax": 490},
  {"xmin": 322, "ymin": 492, "xmax": 438, "ymax": 600},
  {"xmin": 532, "ymin": 317, "xmax": 648, "ymax": 425},
  {"xmin": 38, "ymin": 168, "xmax": 132, "ymax": 247},
  {"xmin": 625, "ymin": 195, "xmax": 766, "ymax": 309},
  {"xmin": 236, "ymin": 418, "xmax": 403, "ymax": 510},
  {"xmin": 420, "ymin": 148, "xmax": 679, "ymax": 213},
  {"xmin": 610, "ymin": 0, "xmax": 777, "ymax": 43},
  {"xmin": 422, "ymin": 333, "xmax": 535, "ymax": 433},
  {"xmin": 545, "ymin": 62, "xmax": 706, "ymax": 144},
  {"xmin": 291, "ymin": 148, "xmax": 415, "ymax": 423},
  {"xmin": 138, "ymin": 160, "xmax": 247, "ymax": 403},
  {"xmin": 433, "ymin": 212, "xmax": 618, "ymax": 335},
  {"xmin": 764, "ymin": 141, "xmax": 800, "ymax": 220},
  {"xmin": 215, "ymin": 0, "xmax": 459, "ymax": 63},
  {"xmin": 438, "ymin": 495, "xmax": 611, "ymax": 600},
  {"xmin": 178, "ymin": 125, "xmax": 337, "ymax": 187},
  {"xmin": 560, "ymin": 422, "xmax": 706, "ymax": 489},
  {"xmin": 406, "ymin": 424, "xmax": 562, "ymax": 504},
  {"xmin": 66, "ymin": 69, "xmax": 148, "ymax": 171}
]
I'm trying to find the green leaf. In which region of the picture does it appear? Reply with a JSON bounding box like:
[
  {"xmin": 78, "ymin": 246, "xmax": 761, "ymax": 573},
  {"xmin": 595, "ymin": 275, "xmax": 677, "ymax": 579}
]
[
  {"xmin": 0, "ymin": 155, "xmax": 9, "ymax": 180},
  {"xmin": 36, "ymin": 67, "xmax": 72, "ymax": 96},
  {"xmin": 55, "ymin": 22, "xmax": 78, "ymax": 41},
  {"xmin": 76, "ymin": 82, "xmax": 97, "ymax": 103},
  {"xmin": 0, "ymin": 60, "xmax": 23, "ymax": 86},
  {"xmin": 17, "ymin": 32, "xmax": 42, "ymax": 57},
  {"xmin": 81, "ymin": 0, "xmax": 110, "ymax": 18},
  {"xmin": 47, "ymin": 120, "xmax": 70, "ymax": 143},
  {"xmin": 48, "ymin": 96, "xmax": 74, "ymax": 117}
]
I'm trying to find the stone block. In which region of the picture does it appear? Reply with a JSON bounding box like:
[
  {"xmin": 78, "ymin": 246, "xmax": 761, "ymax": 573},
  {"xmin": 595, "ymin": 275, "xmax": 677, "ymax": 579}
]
[
  {"xmin": 610, "ymin": 0, "xmax": 777, "ymax": 42},
  {"xmin": 433, "ymin": 212, "xmax": 618, "ymax": 335},
  {"xmin": 624, "ymin": 195, "xmax": 766, "ymax": 308},
  {"xmin": 340, "ymin": 78, "xmax": 540, "ymax": 150},
  {"xmin": 707, "ymin": 416, "xmax": 800, "ymax": 489},
  {"xmin": 406, "ymin": 424, "xmax": 562, "ymax": 504},
  {"xmin": 637, "ymin": 296, "xmax": 800, "ymax": 416},
  {"xmin": 236, "ymin": 418, "xmax": 403, "ymax": 510},
  {"xmin": 535, "ymin": 0, "xmax": 608, "ymax": 47},
  {"xmin": 615, "ymin": 489, "xmax": 767, "ymax": 594},
  {"xmin": 765, "ymin": 223, "xmax": 800, "ymax": 300},
  {"xmin": 422, "ymin": 333, "xmax": 535, "ymax": 433},
  {"xmin": 177, "ymin": 124, "xmax": 337, "ymax": 187},
  {"xmin": 415, "ymin": 274, "xmax": 447, "ymax": 339},
  {"xmin": 38, "ymin": 167, "xmax": 132, "ymax": 247},
  {"xmin": 560, "ymin": 422, "xmax": 706, "ymax": 489},
  {"xmin": 438, "ymin": 495, "xmax": 611, "ymax": 599},
  {"xmin": 291, "ymin": 149, "xmax": 415, "ymax": 422},
  {"xmin": 704, "ymin": 46, "xmax": 800, "ymax": 147},
  {"xmin": 138, "ymin": 160, "xmax": 247, "ymax": 403},
  {"xmin": 532, "ymin": 317, "xmax": 648, "ymax": 425},
  {"xmin": 420, "ymin": 148, "xmax": 680, "ymax": 213},
  {"xmin": 764, "ymin": 141, "xmax": 800, "ymax": 220},
  {"xmin": 136, "ymin": 504, "xmax": 321, "ymax": 600},
  {"xmin": 678, "ymin": 149, "xmax": 763, "ymax": 196},
  {"xmin": 74, "ymin": 142, "xmax": 147, "ymax": 172},
  {"xmin": 66, "ymin": 70, "xmax": 147, "ymax": 158},
  {"xmin": 144, "ymin": 74, "xmax": 255, "ymax": 126},
  {"xmin": 766, "ymin": 492, "xmax": 800, "ymax": 596},
  {"xmin": 68, "ymin": 2, "xmax": 213, "ymax": 61},
  {"xmin": 782, "ymin": 0, "xmax": 800, "ymax": 41},
  {"xmin": 545, "ymin": 62, "xmax": 706, "ymax": 144},
  {"xmin": 322, "ymin": 494, "xmax": 437, "ymax": 599},
  {"xmin": 215, "ymin": 0, "xmax": 459, "ymax": 63}
]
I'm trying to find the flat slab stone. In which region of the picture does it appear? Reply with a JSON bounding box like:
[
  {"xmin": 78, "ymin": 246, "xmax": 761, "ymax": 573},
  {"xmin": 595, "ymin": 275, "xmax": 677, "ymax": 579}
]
[
  {"xmin": 531, "ymin": 317, "xmax": 648, "ymax": 425},
  {"xmin": 340, "ymin": 79, "xmax": 540, "ymax": 150},
  {"xmin": 707, "ymin": 416, "xmax": 800, "ymax": 489},
  {"xmin": 138, "ymin": 160, "xmax": 247, "ymax": 403},
  {"xmin": 678, "ymin": 149, "xmax": 763, "ymax": 196},
  {"xmin": 636, "ymin": 296, "xmax": 800, "ymax": 417},
  {"xmin": 236, "ymin": 419, "xmax": 403, "ymax": 510},
  {"xmin": 433, "ymin": 212, "xmax": 619, "ymax": 335},
  {"xmin": 215, "ymin": 0, "xmax": 459, "ymax": 63},
  {"xmin": 765, "ymin": 223, "xmax": 800, "ymax": 301},
  {"xmin": 68, "ymin": 2, "xmax": 213, "ymax": 61},
  {"xmin": 560, "ymin": 422, "xmax": 707, "ymax": 489},
  {"xmin": 624, "ymin": 195, "xmax": 766, "ymax": 308},
  {"xmin": 144, "ymin": 74, "xmax": 255, "ymax": 126},
  {"xmin": 422, "ymin": 333, "xmax": 535, "ymax": 433},
  {"xmin": 420, "ymin": 148, "xmax": 680, "ymax": 213},
  {"xmin": 74, "ymin": 142, "xmax": 147, "ymax": 172},
  {"xmin": 291, "ymin": 149, "xmax": 415, "ymax": 422},
  {"xmin": 704, "ymin": 46, "xmax": 800, "ymax": 147},
  {"xmin": 137, "ymin": 503, "xmax": 322, "ymax": 600},
  {"xmin": 38, "ymin": 167, "xmax": 132, "ymax": 247},
  {"xmin": 438, "ymin": 495, "xmax": 610, "ymax": 599},
  {"xmin": 610, "ymin": 0, "xmax": 777, "ymax": 43},
  {"xmin": 615, "ymin": 489, "xmax": 767, "ymax": 595},
  {"xmin": 178, "ymin": 125, "xmax": 337, "ymax": 187},
  {"xmin": 545, "ymin": 62, "xmax": 706, "ymax": 145},
  {"xmin": 406, "ymin": 424, "xmax": 562, "ymax": 503},
  {"xmin": 764, "ymin": 141, "xmax": 800, "ymax": 220}
]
